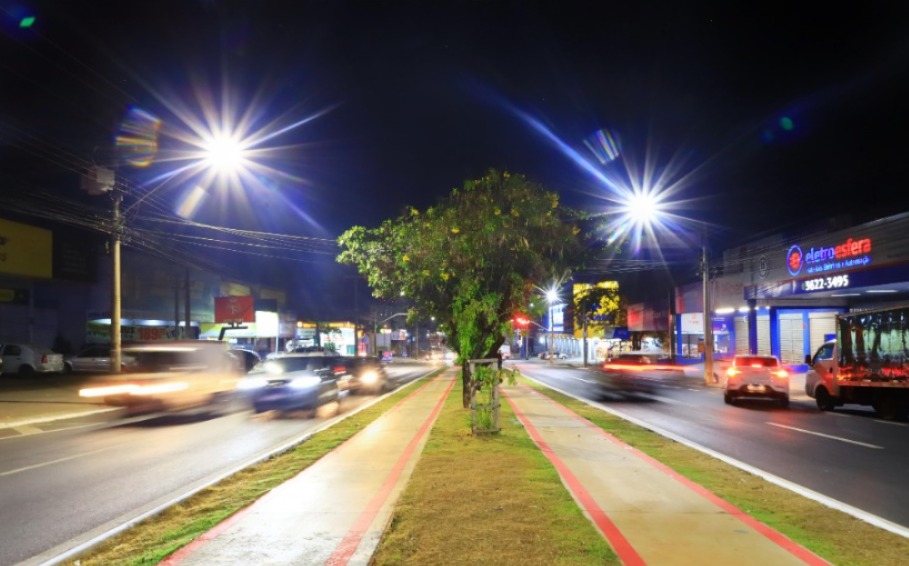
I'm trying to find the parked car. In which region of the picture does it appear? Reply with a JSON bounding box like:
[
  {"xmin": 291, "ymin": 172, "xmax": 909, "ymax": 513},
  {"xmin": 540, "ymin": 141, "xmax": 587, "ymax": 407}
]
[
  {"xmin": 78, "ymin": 341, "xmax": 244, "ymax": 415},
  {"xmin": 342, "ymin": 356, "xmax": 391, "ymax": 394},
  {"xmin": 237, "ymin": 354, "xmax": 343, "ymax": 414},
  {"xmin": 64, "ymin": 345, "xmax": 138, "ymax": 373},
  {"xmin": 539, "ymin": 351, "xmax": 568, "ymax": 360},
  {"xmin": 0, "ymin": 343, "xmax": 64, "ymax": 375},
  {"xmin": 724, "ymin": 354, "xmax": 789, "ymax": 407}
]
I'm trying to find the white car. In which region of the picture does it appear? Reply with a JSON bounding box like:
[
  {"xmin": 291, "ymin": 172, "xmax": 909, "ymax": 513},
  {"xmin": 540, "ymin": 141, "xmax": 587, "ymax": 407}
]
[
  {"xmin": 723, "ymin": 355, "xmax": 789, "ymax": 407},
  {"xmin": 0, "ymin": 343, "xmax": 65, "ymax": 376}
]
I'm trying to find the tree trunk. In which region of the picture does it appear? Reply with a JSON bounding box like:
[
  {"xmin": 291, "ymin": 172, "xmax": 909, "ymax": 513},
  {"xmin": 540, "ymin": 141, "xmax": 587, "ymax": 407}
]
[{"xmin": 461, "ymin": 359, "xmax": 472, "ymax": 408}]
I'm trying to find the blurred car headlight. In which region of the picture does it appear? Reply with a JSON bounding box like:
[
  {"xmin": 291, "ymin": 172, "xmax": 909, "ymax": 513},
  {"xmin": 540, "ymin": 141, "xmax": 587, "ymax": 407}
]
[
  {"xmin": 238, "ymin": 377, "xmax": 269, "ymax": 390},
  {"xmin": 80, "ymin": 384, "xmax": 137, "ymax": 397},
  {"xmin": 289, "ymin": 376, "xmax": 321, "ymax": 389},
  {"xmin": 360, "ymin": 371, "xmax": 379, "ymax": 384},
  {"xmin": 133, "ymin": 382, "xmax": 189, "ymax": 395}
]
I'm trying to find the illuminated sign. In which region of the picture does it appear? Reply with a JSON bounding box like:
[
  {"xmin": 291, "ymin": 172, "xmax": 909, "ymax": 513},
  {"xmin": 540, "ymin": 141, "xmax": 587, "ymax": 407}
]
[
  {"xmin": 786, "ymin": 237, "xmax": 872, "ymax": 276},
  {"xmin": 800, "ymin": 274, "xmax": 850, "ymax": 293}
]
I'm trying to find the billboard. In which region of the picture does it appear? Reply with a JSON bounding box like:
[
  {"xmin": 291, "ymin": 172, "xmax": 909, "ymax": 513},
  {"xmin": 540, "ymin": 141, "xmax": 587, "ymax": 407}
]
[
  {"xmin": 214, "ymin": 295, "xmax": 255, "ymax": 323},
  {"xmin": 0, "ymin": 219, "xmax": 52, "ymax": 278}
]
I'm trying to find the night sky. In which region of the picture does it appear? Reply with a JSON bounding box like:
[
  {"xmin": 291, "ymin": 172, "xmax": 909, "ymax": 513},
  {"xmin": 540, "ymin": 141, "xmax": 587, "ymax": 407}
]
[{"xmin": 3, "ymin": 1, "xmax": 909, "ymax": 312}]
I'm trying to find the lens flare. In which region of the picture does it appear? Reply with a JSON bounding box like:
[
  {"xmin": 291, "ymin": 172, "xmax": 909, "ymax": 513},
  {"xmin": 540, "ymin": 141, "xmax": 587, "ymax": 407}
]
[{"xmin": 116, "ymin": 106, "xmax": 162, "ymax": 168}]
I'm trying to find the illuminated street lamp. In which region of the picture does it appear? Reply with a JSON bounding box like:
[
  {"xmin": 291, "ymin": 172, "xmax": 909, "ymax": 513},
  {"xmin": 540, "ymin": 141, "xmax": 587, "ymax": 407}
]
[{"xmin": 546, "ymin": 288, "xmax": 559, "ymax": 365}]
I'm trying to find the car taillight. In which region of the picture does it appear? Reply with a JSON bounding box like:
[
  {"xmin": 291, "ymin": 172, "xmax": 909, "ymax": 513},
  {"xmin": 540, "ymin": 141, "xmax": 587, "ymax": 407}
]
[
  {"xmin": 726, "ymin": 367, "xmax": 741, "ymax": 377},
  {"xmin": 41, "ymin": 354, "xmax": 48, "ymax": 364},
  {"xmin": 772, "ymin": 369, "xmax": 789, "ymax": 379}
]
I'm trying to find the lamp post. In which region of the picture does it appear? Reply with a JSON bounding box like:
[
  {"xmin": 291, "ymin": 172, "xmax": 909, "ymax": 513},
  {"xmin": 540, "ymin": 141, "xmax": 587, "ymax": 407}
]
[{"xmin": 546, "ymin": 289, "xmax": 559, "ymax": 365}]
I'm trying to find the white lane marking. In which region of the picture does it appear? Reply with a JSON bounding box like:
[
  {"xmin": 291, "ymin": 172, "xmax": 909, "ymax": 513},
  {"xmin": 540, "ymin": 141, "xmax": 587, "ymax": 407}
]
[
  {"xmin": 766, "ymin": 422, "xmax": 884, "ymax": 449},
  {"xmin": 873, "ymin": 420, "xmax": 909, "ymax": 427},
  {"xmin": 637, "ymin": 393, "xmax": 687, "ymax": 405},
  {"xmin": 573, "ymin": 377, "xmax": 596, "ymax": 384},
  {"xmin": 687, "ymin": 388, "xmax": 699, "ymax": 392},
  {"xmin": 0, "ymin": 447, "xmax": 112, "ymax": 477}
]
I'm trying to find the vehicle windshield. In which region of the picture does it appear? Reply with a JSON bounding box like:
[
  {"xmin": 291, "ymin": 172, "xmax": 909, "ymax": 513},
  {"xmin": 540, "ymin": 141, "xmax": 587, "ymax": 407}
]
[{"xmin": 734, "ymin": 356, "xmax": 778, "ymax": 368}]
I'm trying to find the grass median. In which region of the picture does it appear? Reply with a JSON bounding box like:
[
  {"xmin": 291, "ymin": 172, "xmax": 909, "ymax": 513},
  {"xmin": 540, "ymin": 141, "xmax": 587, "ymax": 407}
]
[{"xmin": 370, "ymin": 375, "xmax": 618, "ymax": 565}]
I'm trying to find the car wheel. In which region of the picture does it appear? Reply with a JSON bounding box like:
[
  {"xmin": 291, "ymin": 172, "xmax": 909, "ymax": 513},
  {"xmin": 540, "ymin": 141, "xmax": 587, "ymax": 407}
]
[
  {"xmin": 723, "ymin": 392, "xmax": 732, "ymax": 405},
  {"xmin": 815, "ymin": 387, "xmax": 835, "ymax": 411},
  {"xmin": 18, "ymin": 365, "xmax": 34, "ymax": 377},
  {"xmin": 63, "ymin": 363, "xmax": 73, "ymax": 374},
  {"xmin": 778, "ymin": 396, "xmax": 790, "ymax": 408}
]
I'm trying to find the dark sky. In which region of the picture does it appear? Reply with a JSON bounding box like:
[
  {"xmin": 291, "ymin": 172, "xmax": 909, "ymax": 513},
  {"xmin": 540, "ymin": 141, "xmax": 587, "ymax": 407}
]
[{"xmin": 3, "ymin": 1, "xmax": 909, "ymax": 310}]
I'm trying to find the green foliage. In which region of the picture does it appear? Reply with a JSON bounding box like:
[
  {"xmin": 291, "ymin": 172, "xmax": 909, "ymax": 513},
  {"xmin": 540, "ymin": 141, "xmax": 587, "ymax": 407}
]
[
  {"xmin": 573, "ymin": 284, "xmax": 624, "ymax": 335},
  {"xmin": 469, "ymin": 365, "xmax": 519, "ymax": 433},
  {"xmin": 338, "ymin": 169, "xmax": 604, "ymax": 404}
]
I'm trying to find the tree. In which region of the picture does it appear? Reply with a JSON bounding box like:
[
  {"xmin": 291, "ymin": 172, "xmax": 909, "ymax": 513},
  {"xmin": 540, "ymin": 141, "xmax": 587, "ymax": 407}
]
[
  {"xmin": 572, "ymin": 283, "xmax": 623, "ymax": 366},
  {"xmin": 338, "ymin": 169, "xmax": 600, "ymax": 407}
]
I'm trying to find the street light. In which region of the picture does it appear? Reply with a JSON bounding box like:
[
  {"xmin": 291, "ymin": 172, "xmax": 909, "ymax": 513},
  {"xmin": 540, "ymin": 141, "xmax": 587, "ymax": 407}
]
[{"xmin": 546, "ymin": 288, "xmax": 559, "ymax": 365}]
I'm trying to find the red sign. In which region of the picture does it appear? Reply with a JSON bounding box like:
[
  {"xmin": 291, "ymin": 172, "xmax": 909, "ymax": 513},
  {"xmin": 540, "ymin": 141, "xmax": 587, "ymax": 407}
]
[{"xmin": 215, "ymin": 295, "xmax": 255, "ymax": 323}]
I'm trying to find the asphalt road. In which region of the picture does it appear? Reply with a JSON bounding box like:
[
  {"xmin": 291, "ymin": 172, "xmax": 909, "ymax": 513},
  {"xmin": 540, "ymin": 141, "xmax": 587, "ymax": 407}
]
[
  {"xmin": 515, "ymin": 359, "xmax": 909, "ymax": 531},
  {"xmin": 0, "ymin": 362, "xmax": 435, "ymax": 566}
]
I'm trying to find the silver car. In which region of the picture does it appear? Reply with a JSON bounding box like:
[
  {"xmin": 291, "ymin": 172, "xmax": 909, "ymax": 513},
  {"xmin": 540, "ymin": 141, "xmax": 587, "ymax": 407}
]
[{"xmin": 65, "ymin": 345, "xmax": 137, "ymax": 373}]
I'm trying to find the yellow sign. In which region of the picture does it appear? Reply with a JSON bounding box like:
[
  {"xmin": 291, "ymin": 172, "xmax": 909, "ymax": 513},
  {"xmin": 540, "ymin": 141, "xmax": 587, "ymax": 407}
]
[
  {"xmin": 0, "ymin": 219, "xmax": 52, "ymax": 278},
  {"xmin": 573, "ymin": 281, "xmax": 620, "ymax": 339}
]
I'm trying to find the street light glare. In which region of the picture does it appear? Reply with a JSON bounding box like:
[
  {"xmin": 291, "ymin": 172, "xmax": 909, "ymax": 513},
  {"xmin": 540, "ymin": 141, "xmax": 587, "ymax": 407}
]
[
  {"xmin": 627, "ymin": 192, "xmax": 661, "ymax": 224},
  {"xmin": 204, "ymin": 135, "xmax": 247, "ymax": 172}
]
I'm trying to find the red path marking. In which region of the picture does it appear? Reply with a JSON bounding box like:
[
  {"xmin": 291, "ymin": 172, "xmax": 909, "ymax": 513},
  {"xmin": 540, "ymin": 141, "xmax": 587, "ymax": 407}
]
[
  {"xmin": 503, "ymin": 388, "xmax": 646, "ymax": 566},
  {"xmin": 162, "ymin": 374, "xmax": 454, "ymax": 566},
  {"xmin": 521, "ymin": 385, "xmax": 830, "ymax": 566}
]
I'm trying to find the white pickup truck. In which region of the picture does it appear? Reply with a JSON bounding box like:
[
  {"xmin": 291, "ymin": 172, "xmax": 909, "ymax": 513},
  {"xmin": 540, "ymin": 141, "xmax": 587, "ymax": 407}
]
[{"xmin": 805, "ymin": 305, "xmax": 909, "ymax": 420}]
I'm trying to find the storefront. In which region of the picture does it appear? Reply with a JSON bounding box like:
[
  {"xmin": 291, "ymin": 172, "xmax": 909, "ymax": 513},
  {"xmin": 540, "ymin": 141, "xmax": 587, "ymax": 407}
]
[{"xmin": 735, "ymin": 211, "xmax": 909, "ymax": 365}]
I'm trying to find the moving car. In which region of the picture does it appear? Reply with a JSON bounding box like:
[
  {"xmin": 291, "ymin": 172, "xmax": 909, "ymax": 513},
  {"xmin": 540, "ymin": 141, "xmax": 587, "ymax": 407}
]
[
  {"xmin": 238, "ymin": 354, "xmax": 342, "ymax": 414},
  {"xmin": 78, "ymin": 341, "xmax": 244, "ymax": 415},
  {"xmin": 0, "ymin": 343, "xmax": 64, "ymax": 375},
  {"xmin": 231, "ymin": 348, "xmax": 261, "ymax": 372},
  {"xmin": 343, "ymin": 356, "xmax": 391, "ymax": 394},
  {"xmin": 724, "ymin": 355, "xmax": 789, "ymax": 407},
  {"xmin": 64, "ymin": 345, "xmax": 138, "ymax": 373},
  {"xmin": 605, "ymin": 352, "xmax": 659, "ymax": 367}
]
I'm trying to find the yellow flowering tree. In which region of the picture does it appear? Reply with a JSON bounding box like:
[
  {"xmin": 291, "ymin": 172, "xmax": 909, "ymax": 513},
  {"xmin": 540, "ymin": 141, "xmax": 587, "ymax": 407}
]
[{"xmin": 338, "ymin": 169, "xmax": 601, "ymax": 407}]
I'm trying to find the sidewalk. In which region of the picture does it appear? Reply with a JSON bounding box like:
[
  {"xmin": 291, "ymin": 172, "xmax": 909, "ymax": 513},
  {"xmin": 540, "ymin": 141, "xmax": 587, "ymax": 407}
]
[
  {"xmin": 160, "ymin": 370, "xmax": 457, "ymax": 566},
  {"xmin": 502, "ymin": 382, "xmax": 828, "ymax": 565},
  {"xmin": 157, "ymin": 366, "xmax": 826, "ymax": 566}
]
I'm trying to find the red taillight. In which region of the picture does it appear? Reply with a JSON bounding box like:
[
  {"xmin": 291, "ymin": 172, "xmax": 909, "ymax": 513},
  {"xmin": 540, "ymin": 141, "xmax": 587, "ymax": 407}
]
[
  {"xmin": 726, "ymin": 367, "xmax": 741, "ymax": 377},
  {"xmin": 772, "ymin": 369, "xmax": 789, "ymax": 379},
  {"xmin": 41, "ymin": 354, "xmax": 48, "ymax": 364}
]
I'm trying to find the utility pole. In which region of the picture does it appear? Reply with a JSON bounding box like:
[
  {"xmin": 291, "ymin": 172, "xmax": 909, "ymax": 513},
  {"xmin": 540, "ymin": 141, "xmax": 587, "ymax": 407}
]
[
  {"xmin": 702, "ymin": 242, "xmax": 714, "ymax": 385},
  {"xmin": 110, "ymin": 192, "xmax": 123, "ymax": 373}
]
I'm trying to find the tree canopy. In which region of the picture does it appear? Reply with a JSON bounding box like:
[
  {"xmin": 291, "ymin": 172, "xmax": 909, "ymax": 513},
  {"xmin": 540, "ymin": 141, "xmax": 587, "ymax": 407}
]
[{"xmin": 337, "ymin": 169, "xmax": 601, "ymax": 405}]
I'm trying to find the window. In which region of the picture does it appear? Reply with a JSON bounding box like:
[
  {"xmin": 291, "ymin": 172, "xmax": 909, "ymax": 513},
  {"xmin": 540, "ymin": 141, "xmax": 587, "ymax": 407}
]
[
  {"xmin": 734, "ymin": 356, "xmax": 778, "ymax": 367},
  {"xmin": 813, "ymin": 342, "xmax": 835, "ymax": 363}
]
